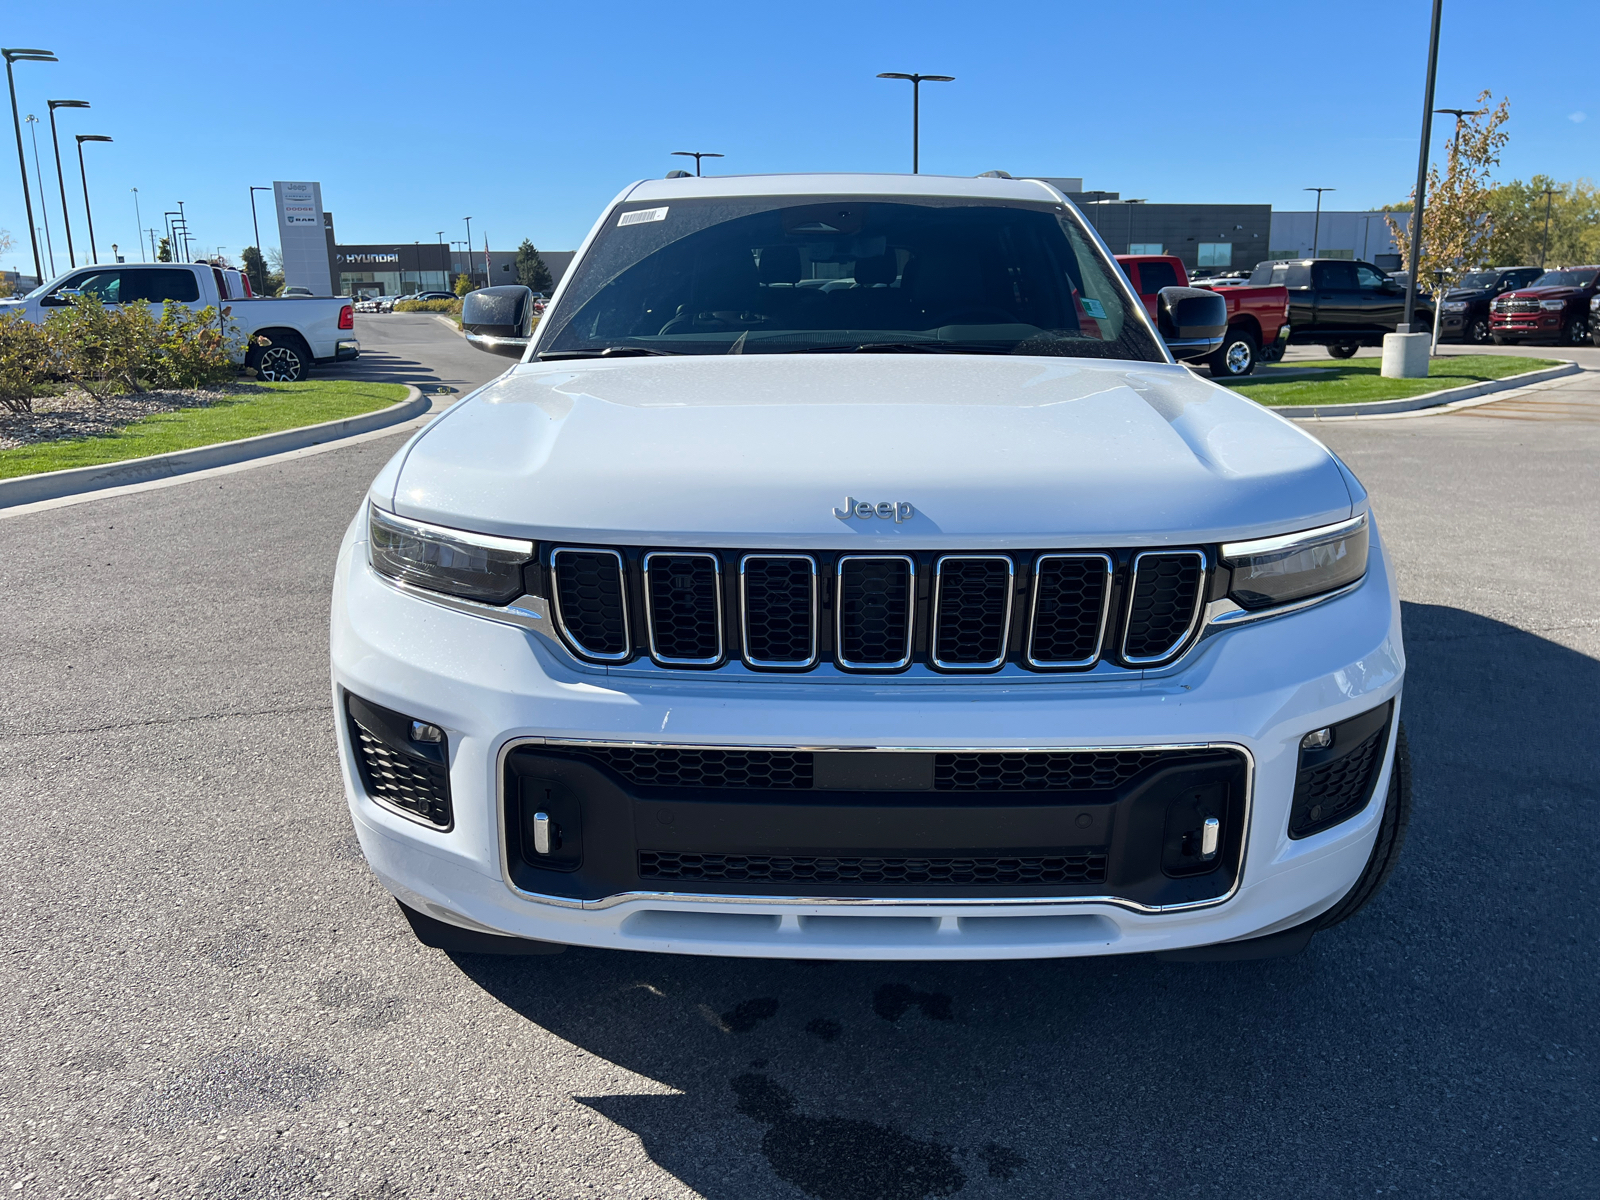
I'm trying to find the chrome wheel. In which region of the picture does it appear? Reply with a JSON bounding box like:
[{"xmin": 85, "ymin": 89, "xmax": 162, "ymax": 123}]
[
  {"xmin": 256, "ymin": 344, "xmax": 306, "ymax": 382},
  {"xmin": 1224, "ymin": 338, "xmax": 1254, "ymax": 375}
]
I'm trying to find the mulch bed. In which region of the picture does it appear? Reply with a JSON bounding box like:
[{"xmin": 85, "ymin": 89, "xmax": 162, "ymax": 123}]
[{"xmin": 0, "ymin": 384, "xmax": 268, "ymax": 452}]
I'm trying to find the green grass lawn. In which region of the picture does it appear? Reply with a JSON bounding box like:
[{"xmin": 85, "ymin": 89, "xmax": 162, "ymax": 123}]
[
  {"xmin": 0, "ymin": 380, "xmax": 409, "ymax": 480},
  {"xmin": 1226, "ymin": 354, "xmax": 1564, "ymax": 407}
]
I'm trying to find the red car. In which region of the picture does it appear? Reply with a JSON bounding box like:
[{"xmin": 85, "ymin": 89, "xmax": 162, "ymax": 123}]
[
  {"xmin": 1490, "ymin": 266, "xmax": 1599, "ymax": 346},
  {"xmin": 1118, "ymin": 254, "xmax": 1290, "ymax": 378}
]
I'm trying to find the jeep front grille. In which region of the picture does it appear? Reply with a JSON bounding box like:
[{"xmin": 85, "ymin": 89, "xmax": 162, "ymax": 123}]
[{"xmin": 538, "ymin": 546, "xmax": 1209, "ymax": 673}]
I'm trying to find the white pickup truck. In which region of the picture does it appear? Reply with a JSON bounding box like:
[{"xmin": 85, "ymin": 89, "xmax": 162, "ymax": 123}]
[{"xmin": 0, "ymin": 262, "xmax": 358, "ymax": 381}]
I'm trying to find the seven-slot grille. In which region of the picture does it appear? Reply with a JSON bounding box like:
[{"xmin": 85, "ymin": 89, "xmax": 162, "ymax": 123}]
[
  {"xmin": 1495, "ymin": 297, "xmax": 1540, "ymax": 313},
  {"xmin": 544, "ymin": 547, "xmax": 1208, "ymax": 672}
]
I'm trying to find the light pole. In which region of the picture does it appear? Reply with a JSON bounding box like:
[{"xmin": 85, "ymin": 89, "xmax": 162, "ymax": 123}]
[
  {"xmin": 24, "ymin": 115, "xmax": 55, "ymax": 276},
  {"xmin": 876, "ymin": 72, "xmax": 954, "ymax": 174},
  {"xmin": 1539, "ymin": 186, "xmax": 1558, "ymax": 268},
  {"xmin": 163, "ymin": 211, "xmax": 179, "ymax": 261},
  {"xmin": 47, "ymin": 99, "xmax": 87, "ymax": 267},
  {"xmin": 1304, "ymin": 187, "xmax": 1335, "ymax": 257},
  {"xmin": 75, "ymin": 134, "xmax": 111, "ymax": 264},
  {"xmin": 248, "ymin": 186, "xmax": 270, "ymax": 292},
  {"xmin": 1402, "ymin": 0, "xmax": 1444, "ymax": 332},
  {"xmin": 670, "ymin": 150, "xmax": 723, "ymax": 177},
  {"xmin": 1432, "ymin": 107, "xmax": 1480, "ymax": 159},
  {"xmin": 437, "ymin": 231, "xmax": 445, "ymax": 290},
  {"xmin": 176, "ymin": 199, "xmax": 189, "ymax": 261},
  {"xmin": 3, "ymin": 48, "xmax": 58, "ymax": 285},
  {"xmin": 131, "ymin": 187, "xmax": 143, "ymax": 262},
  {"xmin": 463, "ymin": 218, "xmax": 474, "ymax": 286}
]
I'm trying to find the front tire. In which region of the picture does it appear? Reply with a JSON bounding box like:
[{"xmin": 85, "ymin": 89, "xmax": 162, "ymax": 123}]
[
  {"xmin": 1467, "ymin": 317, "xmax": 1491, "ymax": 344},
  {"xmin": 249, "ymin": 337, "xmax": 311, "ymax": 382},
  {"xmin": 1317, "ymin": 722, "xmax": 1412, "ymax": 930},
  {"xmin": 1208, "ymin": 328, "xmax": 1259, "ymax": 378},
  {"xmin": 1563, "ymin": 316, "xmax": 1590, "ymax": 346},
  {"xmin": 1326, "ymin": 342, "xmax": 1360, "ymax": 359}
]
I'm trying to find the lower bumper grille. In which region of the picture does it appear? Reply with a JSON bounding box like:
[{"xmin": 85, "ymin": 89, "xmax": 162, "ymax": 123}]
[
  {"xmin": 1289, "ymin": 701, "xmax": 1392, "ymax": 838},
  {"xmin": 346, "ymin": 694, "xmax": 452, "ymax": 829},
  {"xmin": 638, "ymin": 850, "xmax": 1109, "ymax": 886}
]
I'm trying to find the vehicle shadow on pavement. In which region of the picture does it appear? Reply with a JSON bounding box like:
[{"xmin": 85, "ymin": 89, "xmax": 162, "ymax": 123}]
[
  {"xmin": 317, "ymin": 349, "xmax": 448, "ymax": 392},
  {"xmin": 452, "ymin": 602, "xmax": 1599, "ymax": 1200}
]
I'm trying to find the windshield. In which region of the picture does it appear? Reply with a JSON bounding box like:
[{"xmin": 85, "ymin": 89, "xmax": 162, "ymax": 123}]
[
  {"xmin": 1455, "ymin": 272, "xmax": 1498, "ymax": 289},
  {"xmin": 1530, "ymin": 269, "xmax": 1599, "ymax": 288},
  {"xmin": 539, "ymin": 195, "xmax": 1164, "ymax": 361}
]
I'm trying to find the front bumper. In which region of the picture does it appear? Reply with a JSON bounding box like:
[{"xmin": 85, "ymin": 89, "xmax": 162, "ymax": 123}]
[{"xmin": 329, "ymin": 514, "xmax": 1405, "ymax": 960}]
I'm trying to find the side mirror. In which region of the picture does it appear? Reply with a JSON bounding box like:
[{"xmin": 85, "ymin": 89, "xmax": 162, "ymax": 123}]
[
  {"xmin": 462, "ymin": 285, "xmax": 534, "ymax": 359},
  {"xmin": 40, "ymin": 287, "xmax": 83, "ymax": 308},
  {"xmin": 1156, "ymin": 287, "xmax": 1226, "ymax": 361}
]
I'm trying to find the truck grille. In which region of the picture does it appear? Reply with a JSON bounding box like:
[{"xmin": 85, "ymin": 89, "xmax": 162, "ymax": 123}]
[
  {"xmin": 539, "ymin": 546, "xmax": 1208, "ymax": 673},
  {"xmin": 1495, "ymin": 298, "xmax": 1540, "ymax": 314},
  {"xmin": 637, "ymin": 850, "xmax": 1109, "ymax": 886}
]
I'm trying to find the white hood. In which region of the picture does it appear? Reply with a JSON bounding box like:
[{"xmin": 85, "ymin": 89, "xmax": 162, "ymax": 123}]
[{"xmin": 382, "ymin": 355, "xmax": 1356, "ymax": 548}]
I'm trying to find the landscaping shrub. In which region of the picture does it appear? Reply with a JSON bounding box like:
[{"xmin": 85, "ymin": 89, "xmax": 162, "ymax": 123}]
[
  {"xmin": 42, "ymin": 293, "xmax": 158, "ymax": 401},
  {"xmin": 152, "ymin": 302, "xmax": 242, "ymax": 388},
  {"xmin": 0, "ymin": 310, "xmax": 55, "ymax": 414},
  {"xmin": 394, "ymin": 297, "xmax": 462, "ymax": 314}
]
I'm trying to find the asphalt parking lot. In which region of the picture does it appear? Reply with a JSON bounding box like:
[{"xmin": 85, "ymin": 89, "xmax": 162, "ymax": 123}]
[{"xmin": 1, "ymin": 319, "xmax": 1595, "ymax": 1199}]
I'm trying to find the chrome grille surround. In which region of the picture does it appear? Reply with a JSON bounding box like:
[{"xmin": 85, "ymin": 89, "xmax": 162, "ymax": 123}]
[
  {"xmin": 550, "ymin": 547, "xmax": 631, "ymax": 663},
  {"xmin": 835, "ymin": 554, "xmax": 916, "ymax": 671},
  {"xmin": 931, "ymin": 554, "xmax": 1015, "ymax": 671},
  {"xmin": 739, "ymin": 554, "xmax": 819, "ymax": 669},
  {"xmin": 1026, "ymin": 553, "xmax": 1113, "ymax": 669},
  {"xmin": 1122, "ymin": 550, "xmax": 1207, "ymax": 666},
  {"xmin": 642, "ymin": 551, "xmax": 724, "ymax": 666}
]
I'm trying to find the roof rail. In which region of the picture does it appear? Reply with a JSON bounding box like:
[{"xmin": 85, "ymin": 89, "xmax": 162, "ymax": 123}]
[{"xmin": 976, "ymin": 170, "xmax": 1012, "ymax": 178}]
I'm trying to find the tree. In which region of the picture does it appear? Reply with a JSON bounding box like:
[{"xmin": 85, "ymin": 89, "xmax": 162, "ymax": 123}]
[
  {"xmin": 453, "ymin": 273, "xmax": 473, "ymax": 297},
  {"xmin": 1386, "ymin": 90, "xmax": 1510, "ymax": 286},
  {"xmin": 0, "ymin": 228, "xmax": 13, "ymax": 296},
  {"xmin": 515, "ymin": 239, "xmax": 553, "ymax": 292},
  {"xmin": 156, "ymin": 236, "xmax": 172, "ymax": 262},
  {"xmin": 240, "ymin": 245, "xmax": 284, "ymax": 296},
  {"xmin": 1482, "ymin": 176, "xmax": 1600, "ymax": 268}
]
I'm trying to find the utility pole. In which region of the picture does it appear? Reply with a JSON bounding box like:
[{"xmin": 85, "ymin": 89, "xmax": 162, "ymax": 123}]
[
  {"xmin": 1402, "ymin": 0, "xmax": 1444, "ymax": 332},
  {"xmin": 876, "ymin": 72, "xmax": 954, "ymax": 173},
  {"xmin": 1539, "ymin": 186, "xmax": 1558, "ymax": 268},
  {"xmin": 1304, "ymin": 187, "xmax": 1335, "ymax": 257}
]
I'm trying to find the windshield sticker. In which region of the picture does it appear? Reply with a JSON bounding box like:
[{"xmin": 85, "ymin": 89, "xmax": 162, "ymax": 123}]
[
  {"xmin": 1081, "ymin": 297, "xmax": 1107, "ymax": 319},
  {"xmin": 618, "ymin": 207, "xmax": 668, "ymax": 227}
]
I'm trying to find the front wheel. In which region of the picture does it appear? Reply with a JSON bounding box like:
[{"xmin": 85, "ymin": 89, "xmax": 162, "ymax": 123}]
[
  {"xmin": 1563, "ymin": 317, "xmax": 1591, "ymax": 345},
  {"xmin": 248, "ymin": 337, "xmax": 310, "ymax": 382},
  {"xmin": 1467, "ymin": 317, "xmax": 1491, "ymax": 344},
  {"xmin": 1317, "ymin": 723, "xmax": 1412, "ymax": 930},
  {"xmin": 1208, "ymin": 328, "xmax": 1258, "ymax": 378},
  {"xmin": 1326, "ymin": 342, "xmax": 1360, "ymax": 359}
]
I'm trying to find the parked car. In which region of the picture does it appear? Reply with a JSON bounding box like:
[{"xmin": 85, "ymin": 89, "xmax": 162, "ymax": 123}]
[
  {"xmin": 1490, "ymin": 266, "xmax": 1600, "ymax": 346},
  {"xmin": 1120, "ymin": 254, "xmax": 1289, "ymax": 377},
  {"xmin": 1249, "ymin": 258, "xmax": 1434, "ymax": 358},
  {"xmin": 353, "ymin": 295, "xmax": 384, "ymax": 313},
  {"xmin": 282, "ymin": 286, "xmax": 315, "ymax": 298},
  {"xmin": 406, "ymin": 291, "xmax": 458, "ymax": 303},
  {"xmin": 1438, "ymin": 267, "xmax": 1542, "ymax": 344},
  {"xmin": 331, "ymin": 172, "xmax": 1406, "ymax": 964},
  {"xmin": 0, "ymin": 263, "xmax": 357, "ymax": 381}
]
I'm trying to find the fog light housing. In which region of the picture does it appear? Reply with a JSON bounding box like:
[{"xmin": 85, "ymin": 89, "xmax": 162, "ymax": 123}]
[
  {"xmin": 1301, "ymin": 727, "xmax": 1332, "ymax": 750},
  {"xmin": 410, "ymin": 721, "xmax": 444, "ymax": 744}
]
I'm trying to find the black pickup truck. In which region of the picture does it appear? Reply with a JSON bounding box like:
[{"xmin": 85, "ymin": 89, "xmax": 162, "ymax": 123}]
[
  {"xmin": 1248, "ymin": 258, "xmax": 1435, "ymax": 358},
  {"xmin": 1439, "ymin": 266, "xmax": 1543, "ymax": 343}
]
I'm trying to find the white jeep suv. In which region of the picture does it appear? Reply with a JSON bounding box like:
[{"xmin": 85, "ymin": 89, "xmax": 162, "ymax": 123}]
[{"xmin": 329, "ymin": 173, "xmax": 1407, "ymax": 962}]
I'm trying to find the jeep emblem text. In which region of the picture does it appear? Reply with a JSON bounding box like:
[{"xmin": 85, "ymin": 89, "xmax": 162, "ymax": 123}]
[{"xmin": 833, "ymin": 496, "xmax": 914, "ymax": 523}]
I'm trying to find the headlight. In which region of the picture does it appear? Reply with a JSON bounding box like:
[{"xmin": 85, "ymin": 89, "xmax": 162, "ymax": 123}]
[
  {"xmin": 367, "ymin": 505, "xmax": 533, "ymax": 604},
  {"xmin": 1540, "ymin": 299, "xmax": 1567, "ymax": 311},
  {"xmin": 1221, "ymin": 514, "xmax": 1368, "ymax": 611},
  {"xmin": 1442, "ymin": 301, "xmax": 1467, "ymax": 312}
]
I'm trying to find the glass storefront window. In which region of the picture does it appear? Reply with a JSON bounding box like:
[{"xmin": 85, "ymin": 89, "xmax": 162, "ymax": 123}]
[{"xmin": 1197, "ymin": 243, "xmax": 1232, "ymax": 267}]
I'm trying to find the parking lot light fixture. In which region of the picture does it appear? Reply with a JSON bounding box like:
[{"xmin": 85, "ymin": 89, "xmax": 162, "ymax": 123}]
[
  {"xmin": 1539, "ymin": 187, "xmax": 1557, "ymax": 268},
  {"xmin": 4, "ymin": 48, "xmax": 59, "ymax": 284},
  {"xmin": 46, "ymin": 100, "xmax": 87, "ymax": 268},
  {"xmin": 249, "ymin": 186, "xmax": 270, "ymax": 293},
  {"xmin": 1304, "ymin": 188, "xmax": 1335, "ymax": 257},
  {"xmin": 24, "ymin": 115, "xmax": 55, "ymax": 276},
  {"xmin": 671, "ymin": 151, "xmax": 724, "ymax": 177},
  {"xmin": 463, "ymin": 218, "xmax": 473, "ymax": 286},
  {"xmin": 1402, "ymin": 0, "xmax": 1444, "ymax": 332},
  {"xmin": 75, "ymin": 134, "xmax": 112, "ymax": 264},
  {"xmin": 876, "ymin": 72, "xmax": 954, "ymax": 174}
]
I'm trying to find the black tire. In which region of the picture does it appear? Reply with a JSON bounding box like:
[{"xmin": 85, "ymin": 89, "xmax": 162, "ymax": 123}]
[
  {"xmin": 1563, "ymin": 316, "xmax": 1591, "ymax": 346},
  {"xmin": 1467, "ymin": 317, "xmax": 1491, "ymax": 344},
  {"xmin": 1208, "ymin": 328, "xmax": 1259, "ymax": 378},
  {"xmin": 1316, "ymin": 722, "xmax": 1412, "ymax": 930},
  {"xmin": 1326, "ymin": 342, "xmax": 1360, "ymax": 359},
  {"xmin": 248, "ymin": 335, "xmax": 311, "ymax": 382}
]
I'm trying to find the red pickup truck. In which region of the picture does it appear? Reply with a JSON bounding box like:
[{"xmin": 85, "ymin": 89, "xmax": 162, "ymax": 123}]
[{"xmin": 1117, "ymin": 255, "xmax": 1289, "ymax": 378}]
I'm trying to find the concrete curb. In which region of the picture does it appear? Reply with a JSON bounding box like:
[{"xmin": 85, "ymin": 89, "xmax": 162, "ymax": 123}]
[
  {"xmin": 0, "ymin": 385, "xmax": 427, "ymax": 509},
  {"xmin": 1267, "ymin": 360, "xmax": 1582, "ymax": 419}
]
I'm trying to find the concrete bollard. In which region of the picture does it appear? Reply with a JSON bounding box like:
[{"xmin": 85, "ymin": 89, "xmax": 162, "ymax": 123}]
[{"xmin": 1381, "ymin": 332, "xmax": 1431, "ymax": 379}]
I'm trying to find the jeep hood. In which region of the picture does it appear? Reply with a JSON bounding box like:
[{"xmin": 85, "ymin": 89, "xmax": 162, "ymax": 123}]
[{"xmin": 381, "ymin": 356, "xmax": 1358, "ymax": 548}]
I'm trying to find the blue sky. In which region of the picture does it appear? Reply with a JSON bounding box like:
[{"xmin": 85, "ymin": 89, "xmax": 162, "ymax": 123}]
[{"xmin": 2, "ymin": 0, "xmax": 1594, "ymax": 276}]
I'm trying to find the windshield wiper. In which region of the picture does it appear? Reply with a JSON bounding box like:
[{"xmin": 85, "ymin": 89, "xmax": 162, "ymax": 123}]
[
  {"xmin": 799, "ymin": 341, "xmax": 1012, "ymax": 355},
  {"xmin": 536, "ymin": 346, "xmax": 676, "ymax": 360}
]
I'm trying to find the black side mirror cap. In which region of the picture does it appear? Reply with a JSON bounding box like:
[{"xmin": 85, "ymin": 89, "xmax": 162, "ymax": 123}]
[
  {"xmin": 462, "ymin": 285, "xmax": 534, "ymax": 359},
  {"xmin": 1156, "ymin": 286, "xmax": 1227, "ymax": 361}
]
